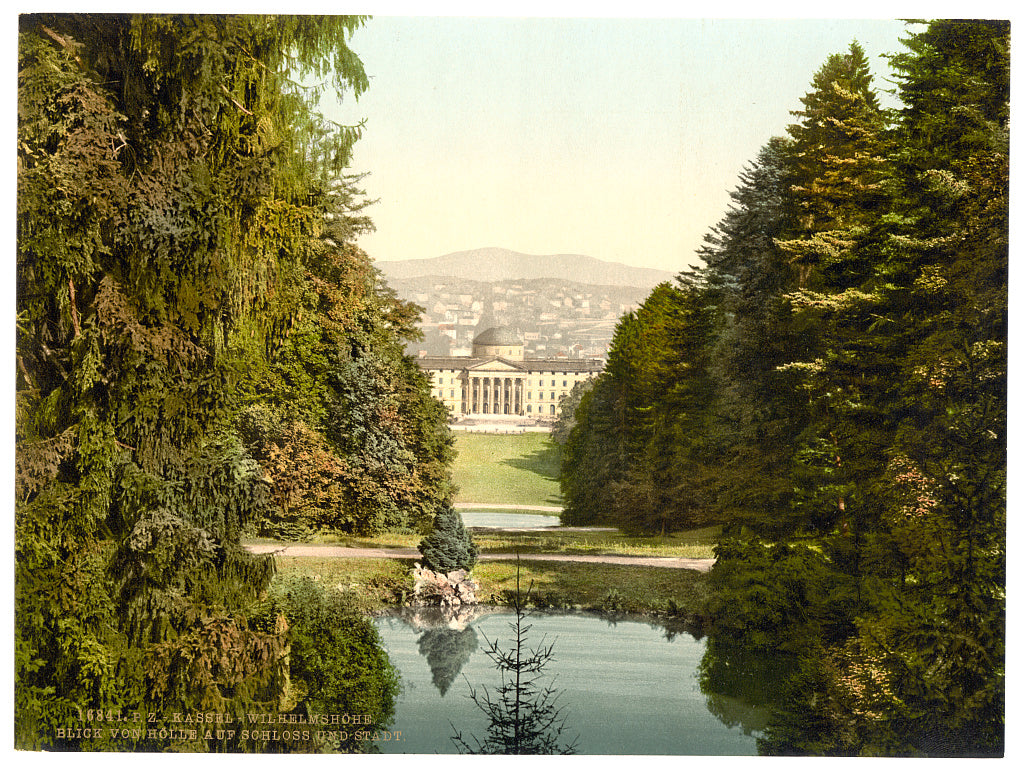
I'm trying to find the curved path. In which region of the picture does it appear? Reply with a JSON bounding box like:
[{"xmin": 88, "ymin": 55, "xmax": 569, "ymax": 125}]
[
  {"xmin": 454, "ymin": 503, "xmax": 563, "ymax": 512},
  {"xmin": 244, "ymin": 543, "xmax": 714, "ymax": 572}
]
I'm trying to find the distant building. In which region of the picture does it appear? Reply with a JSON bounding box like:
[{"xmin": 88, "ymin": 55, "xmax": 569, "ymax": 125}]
[{"xmin": 419, "ymin": 326, "xmax": 602, "ymax": 420}]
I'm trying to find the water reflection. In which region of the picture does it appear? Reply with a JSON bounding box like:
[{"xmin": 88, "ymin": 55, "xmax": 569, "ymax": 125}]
[
  {"xmin": 698, "ymin": 637, "xmax": 793, "ymax": 737},
  {"xmin": 376, "ymin": 608, "xmax": 775, "ymax": 754},
  {"xmin": 417, "ymin": 626, "xmax": 479, "ymax": 696},
  {"xmin": 384, "ymin": 606, "xmax": 498, "ymax": 698}
]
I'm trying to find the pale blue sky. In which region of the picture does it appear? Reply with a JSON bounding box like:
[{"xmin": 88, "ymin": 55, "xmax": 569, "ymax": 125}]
[{"xmin": 323, "ymin": 17, "xmax": 915, "ymax": 273}]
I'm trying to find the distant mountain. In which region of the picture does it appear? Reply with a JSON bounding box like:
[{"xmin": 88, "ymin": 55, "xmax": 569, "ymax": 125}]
[{"xmin": 375, "ymin": 247, "xmax": 675, "ymax": 288}]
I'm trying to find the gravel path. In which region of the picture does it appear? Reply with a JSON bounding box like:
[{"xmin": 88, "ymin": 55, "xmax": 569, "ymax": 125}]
[
  {"xmin": 244, "ymin": 543, "xmax": 714, "ymax": 572},
  {"xmin": 454, "ymin": 503, "xmax": 563, "ymax": 512}
]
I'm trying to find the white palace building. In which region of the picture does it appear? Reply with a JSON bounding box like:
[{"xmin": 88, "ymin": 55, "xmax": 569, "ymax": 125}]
[{"xmin": 418, "ymin": 326, "xmax": 603, "ymax": 424}]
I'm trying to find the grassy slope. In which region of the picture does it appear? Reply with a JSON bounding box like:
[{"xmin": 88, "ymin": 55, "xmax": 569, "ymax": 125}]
[{"xmin": 451, "ymin": 432, "xmax": 562, "ymax": 507}]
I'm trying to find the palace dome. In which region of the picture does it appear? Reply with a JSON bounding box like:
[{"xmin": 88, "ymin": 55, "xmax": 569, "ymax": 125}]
[
  {"xmin": 472, "ymin": 326, "xmax": 524, "ymax": 360},
  {"xmin": 473, "ymin": 326, "xmax": 522, "ymax": 346}
]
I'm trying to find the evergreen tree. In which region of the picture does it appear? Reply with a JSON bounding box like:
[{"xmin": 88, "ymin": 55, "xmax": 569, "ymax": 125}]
[
  {"xmin": 451, "ymin": 569, "xmax": 578, "ymax": 754},
  {"xmin": 770, "ymin": 41, "xmax": 893, "ymax": 549},
  {"xmin": 553, "ymin": 22, "xmax": 1007, "ymax": 754},
  {"xmin": 419, "ymin": 505, "xmax": 478, "ymax": 573},
  {"xmin": 792, "ymin": 20, "xmax": 1008, "ymax": 755},
  {"xmin": 559, "ymin": 313, "xmax": 642, "ymax": 526},
  {"xmin": 559, "ymin": 381, "xmax": 617, "ymax": 526},
  {"xmin": 711, "ymin": 23, "xmax": 1008, "ymax": 756},
  {"xmin": 770, "ymin": 23, "xmax": 1005, "ymax": 756},
  {"xmin": 698, "ymin": 137, "xmax": 800, "ymax": 533}
]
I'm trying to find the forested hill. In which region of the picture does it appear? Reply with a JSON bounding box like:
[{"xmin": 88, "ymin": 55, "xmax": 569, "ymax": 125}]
[
  {"xmin": 557, "ymin": 24, "xmax": 1007, "ymax": 756},
  {"xmin": 376, "ymin": 247, "xmax": 675, "ymax": 287}
]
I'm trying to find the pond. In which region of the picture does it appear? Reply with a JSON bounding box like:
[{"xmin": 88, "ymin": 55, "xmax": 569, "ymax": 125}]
[
  {"xmin": 373, "ymin": 608, "xmax": 770, "ymax": 755},
  {"xmin": 459, "ymin": 511, "xmax": 561, "ymax": 529}
]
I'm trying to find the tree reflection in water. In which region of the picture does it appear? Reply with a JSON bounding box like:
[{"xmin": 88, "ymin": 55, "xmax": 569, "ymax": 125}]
[
  {"xmin": 389, "ymin": 605, "xmax": 494, "ymax": 697},
  {"xmin": 417, "ymin": 626, "xmax": 480, "ymax": 696},
  {"xmin": 698, "ymin": 636, "xmax": 792, "ymax": 737}
]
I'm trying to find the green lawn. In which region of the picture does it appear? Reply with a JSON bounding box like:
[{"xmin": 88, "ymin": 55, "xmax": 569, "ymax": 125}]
[
  {"xmin": 451, "ymin": 431, "xmax": 562, "ymax": 507},
  {"xmin": 272, "ymin": 556, "xmax": 711, "ymax": 618},
  {"xmin": 473, "ymin": 559, "xmax": 712, "ymax": 617},
  {"xmin": 470, "ymin": 526, "xmax": 719, "ymax": 559}
]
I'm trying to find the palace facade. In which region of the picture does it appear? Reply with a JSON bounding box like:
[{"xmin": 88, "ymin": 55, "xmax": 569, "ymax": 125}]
[{"xmin": 418, "ymin": 326, "xmax": 603, "ymax": 420}]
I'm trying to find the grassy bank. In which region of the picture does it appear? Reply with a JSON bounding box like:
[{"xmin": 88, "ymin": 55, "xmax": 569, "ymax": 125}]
[
  {"xmin": 272, "ymin": 554, "xmax": 712, "ymax": 620},
  {"xmin": 472, "ymin": 559, "xmax": 711, "ymax": 617},
  {"xmin": 471, "ymin": 526, "xmax": 719, "ymax": 559},
  {"xmin": 273, "ymin": 556, "xmax": 413, "ymax": 614},
  {"xmin": 451, "ymin": 431, "xmax": 562, "ymax": 506}
]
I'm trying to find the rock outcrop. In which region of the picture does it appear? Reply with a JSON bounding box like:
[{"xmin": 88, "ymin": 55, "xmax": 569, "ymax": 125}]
[{"xmin": 412, "ymin": 563, "xmax": 480, "ymax": 609}]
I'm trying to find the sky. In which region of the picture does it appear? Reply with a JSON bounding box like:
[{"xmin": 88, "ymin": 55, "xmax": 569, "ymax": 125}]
[{"xmin": 320, "ymin": 15, "xmax": 915, "ymax": 274}]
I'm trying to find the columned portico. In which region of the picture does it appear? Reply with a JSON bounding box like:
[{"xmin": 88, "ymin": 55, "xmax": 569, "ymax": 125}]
[
  {"xmin": 419, "ymin": 326, "xmax": 603, "ymax": 423},
  {"xmin": 459, "ymin": 370, "xmax": 529, "ymax": 416}
]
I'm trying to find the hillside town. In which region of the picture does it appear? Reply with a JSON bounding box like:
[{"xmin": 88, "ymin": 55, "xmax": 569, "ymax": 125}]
[{"xmin": 385, "ymin": 275, "xmax": 655, "ymax": 360}]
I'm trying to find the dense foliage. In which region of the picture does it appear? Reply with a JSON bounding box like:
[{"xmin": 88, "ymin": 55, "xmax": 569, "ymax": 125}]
[
  {"xmin": 16, "ymin": 14, "xmax": 451, "ymax": 751},
  {"xmin": 559, "ymin": 24, "xmax": 1006, "ymax": 756}
]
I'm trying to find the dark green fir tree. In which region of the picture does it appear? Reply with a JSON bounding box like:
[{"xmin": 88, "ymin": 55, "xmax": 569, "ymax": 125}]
[
  {"xmin": 419, "ymin": 505, "xmax": 478, "ymax": 573},
  {"xmin": 451, "ymin": 567, "xmax": 577, "ymax": 754}
]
